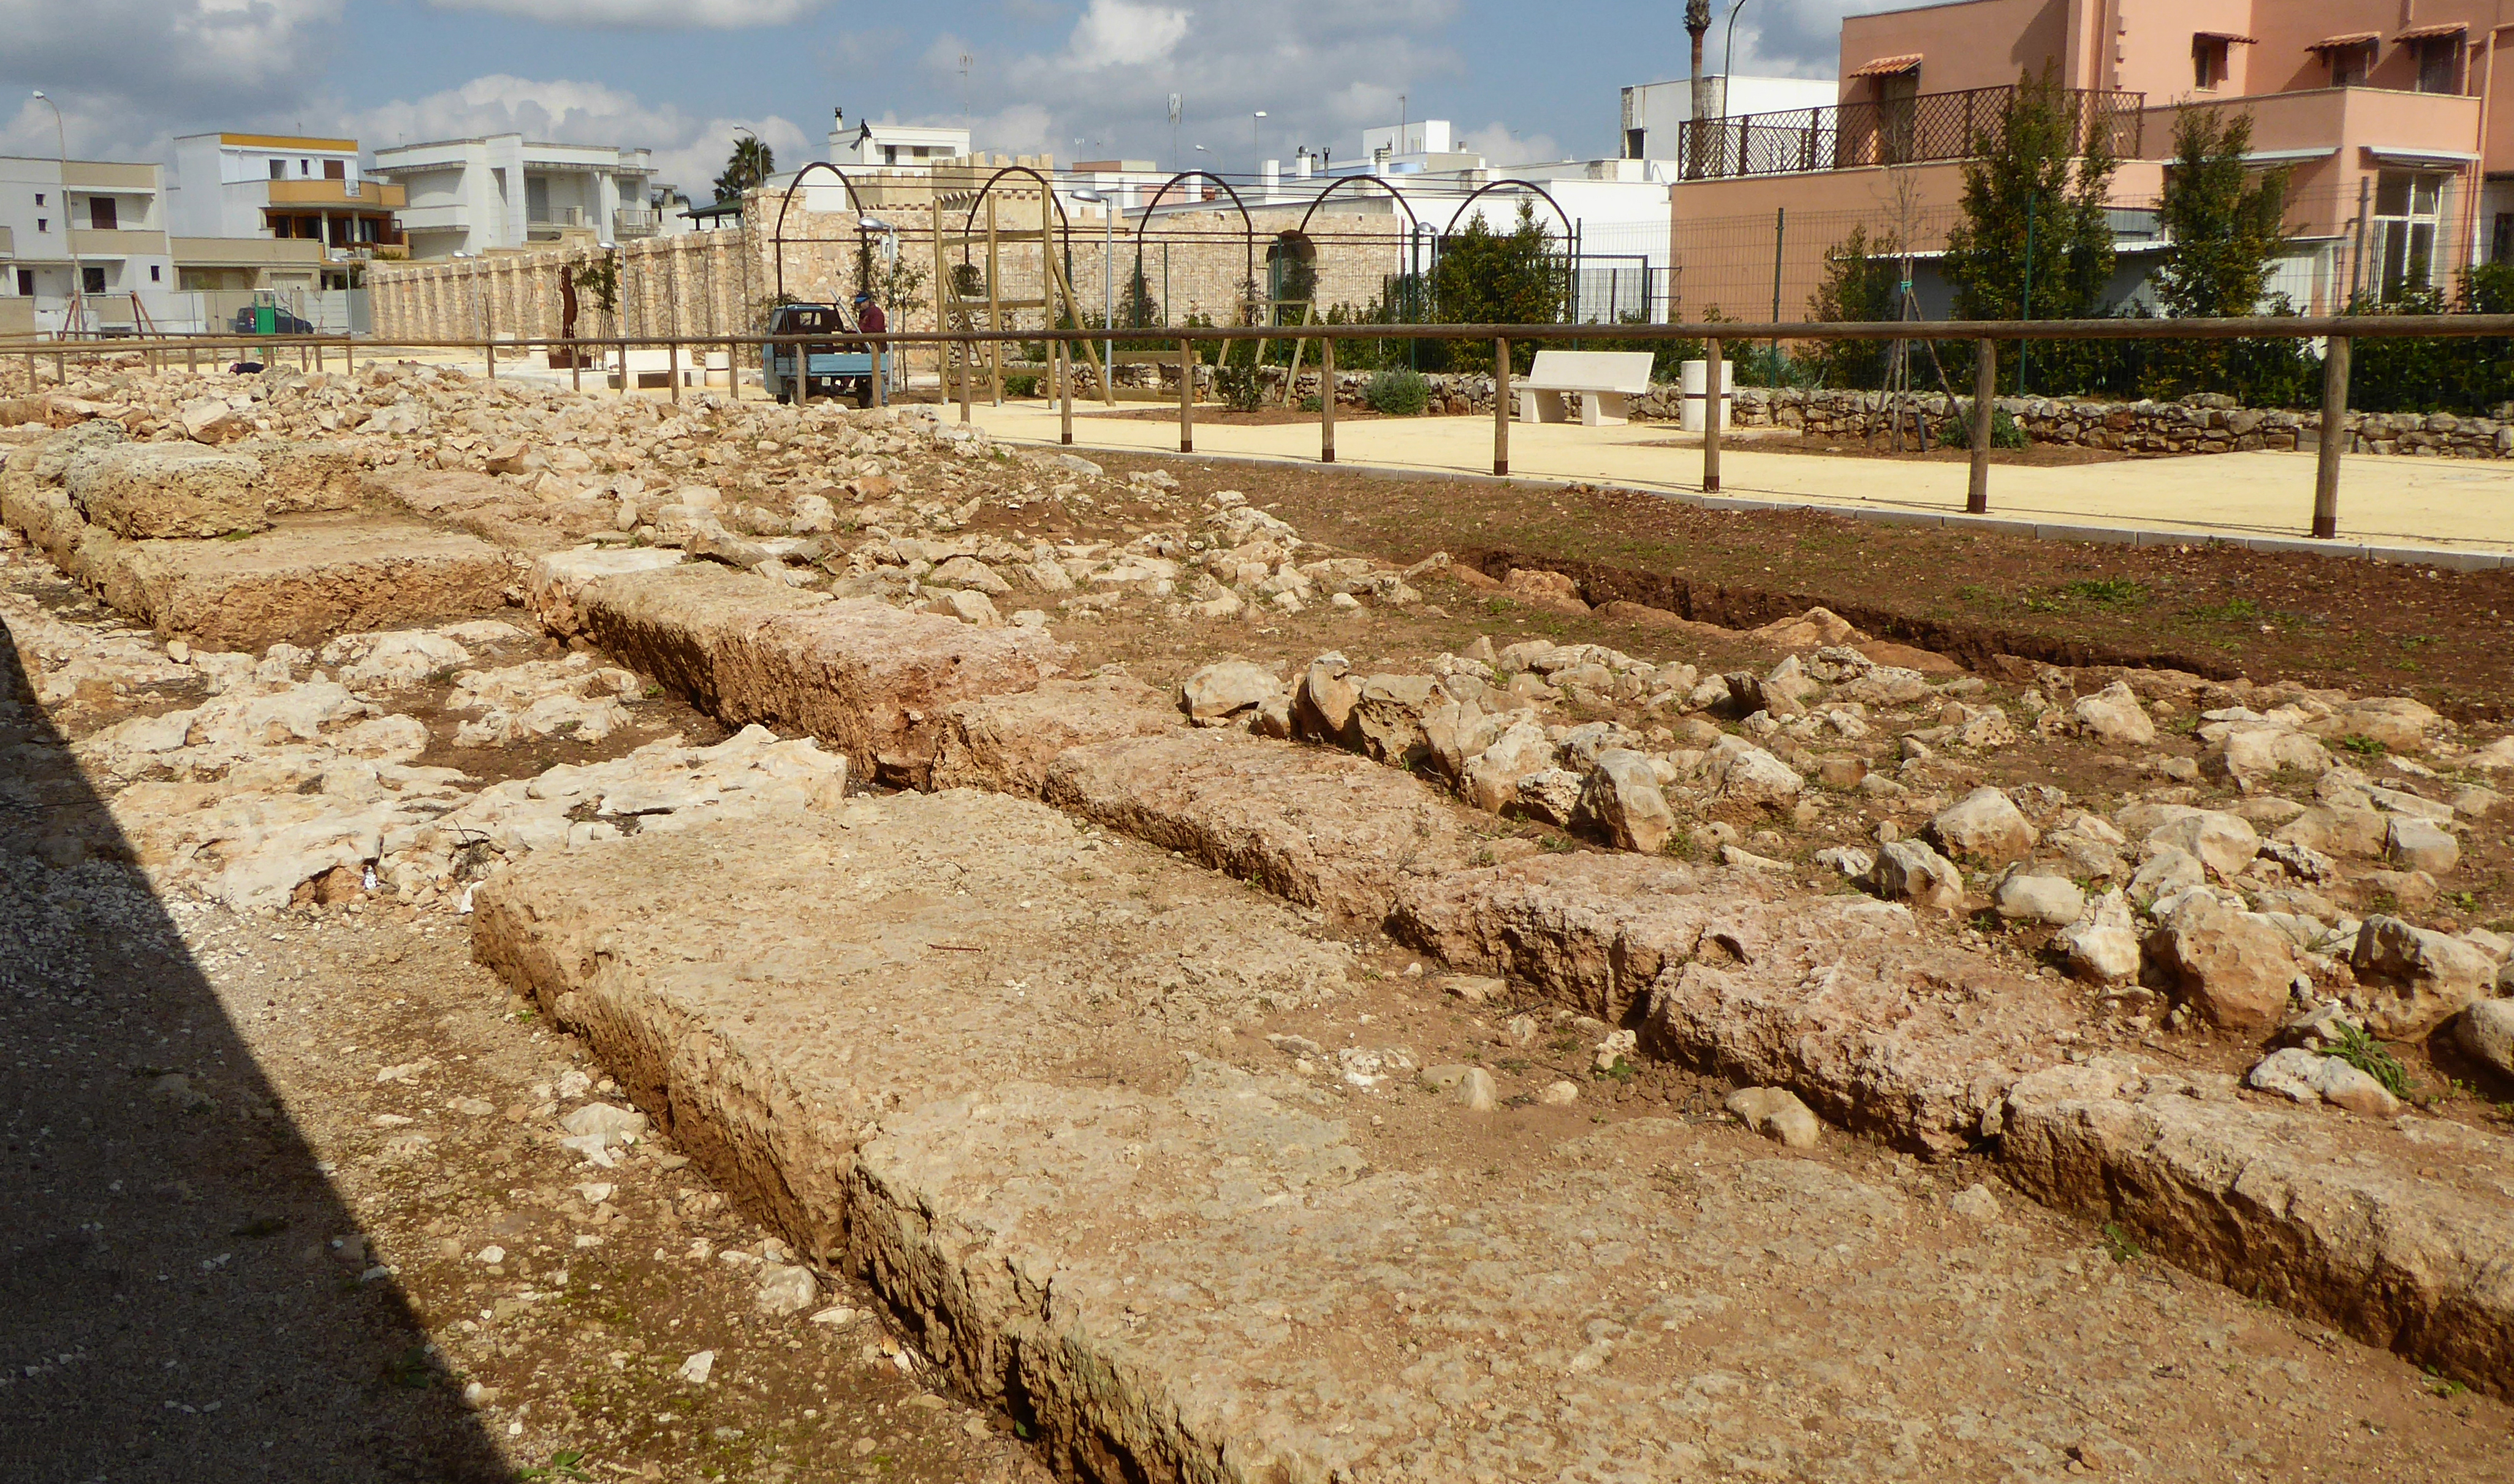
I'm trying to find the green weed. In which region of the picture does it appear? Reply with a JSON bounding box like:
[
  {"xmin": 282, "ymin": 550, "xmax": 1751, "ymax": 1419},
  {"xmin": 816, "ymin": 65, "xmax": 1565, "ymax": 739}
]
[
  {"xmin": 2059, "ymin": 577, "xmax": 2150, "ymax": 607},
  {"xmin": 2100, "ymin": 1222, "xmax": 2142, "ymax": 1263},
  {"xmin": 2321, "ymin": 1023, "xmax": 2415, "ymax": 1100},
  {"xmin": 518, "ymin": 1450, "xmax": 592, "ymax": 1482},
  {"xmin": 2187, "ymin": 596, "xmax": 2260, "ymax": 623}
]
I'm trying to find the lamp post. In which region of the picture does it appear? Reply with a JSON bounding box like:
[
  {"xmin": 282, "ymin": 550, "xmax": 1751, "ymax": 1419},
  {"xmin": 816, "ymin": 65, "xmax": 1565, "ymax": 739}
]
[
  {"xmin": 31, "ymin": 91, "xmax": 84, "ymax": 339},
  {"xmin": 1070, "ymin": 188, "xmax": 1114, "ymax": 376},
  {"xmin": 1720, "ymin": 0, "xmax": 1753, "ymax": 94}
]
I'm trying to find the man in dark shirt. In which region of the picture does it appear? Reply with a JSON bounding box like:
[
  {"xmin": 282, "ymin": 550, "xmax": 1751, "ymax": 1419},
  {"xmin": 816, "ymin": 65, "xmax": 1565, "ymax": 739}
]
[{"xmin": 851, "ymin": 291, "xmax": 889, "ymax": 403}]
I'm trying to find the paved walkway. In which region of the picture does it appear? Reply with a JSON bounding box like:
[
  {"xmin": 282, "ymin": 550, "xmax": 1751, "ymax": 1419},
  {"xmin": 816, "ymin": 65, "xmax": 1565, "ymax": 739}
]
[{"xmin": 960, "ymin": 399, "xmax": 2514, "ymax": 555}]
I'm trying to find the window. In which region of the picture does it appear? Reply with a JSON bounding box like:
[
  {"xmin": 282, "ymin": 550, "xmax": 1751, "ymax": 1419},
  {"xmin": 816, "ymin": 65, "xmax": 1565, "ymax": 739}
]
[
  {"xmin": 324, "ymin": 159, "xmax": 345, "ymax": 180},
  {"xmin": 88, "ymin": 197, "xmax": 116, "ymax": 230},
  {"xmin": 32, "ymin": 192, "xmax": 43, "ymax": 205},
  {"xmin": 300, "ymin": 158, "xmax": 311, "ymax": 176},
  {"xmin": 884, "ymin": 145, "xmax": 898, "ymax": 164},
  {"xmin": 1626, "ymin": 127, "xmax": 1646, "ymax": 159},
  {"xmin": 34, "ymin": 218, "xmax": 45, "ymax": 233},
  {"xmin": 2193, "ymin": 35, "xmax": 2230, "ymax": 90},
  {"xmin": 2415, "ymin": 38, "xmax": 2463, "ymax": 94},
  {"xmin": 15, "ymin": 269, "xmax": 32, "ymax": 296},
  {"xmin": 2328, "ymin": 44, "xmax": 2371, "ymax": 86},
  {"xmin": 150, "ymin": 264, "xmax": 161, "ymax": 282},
  {"xmin": 2370, "ymin": 170, "xmax": 2447, "ymax": 300},
  {"xmin": 2493, "ymin": 212, "xmax": 2513, "ymax": 265},
  {"xmin": 82, "ymin": 266, "xmax": 106, "ymax": 294}
]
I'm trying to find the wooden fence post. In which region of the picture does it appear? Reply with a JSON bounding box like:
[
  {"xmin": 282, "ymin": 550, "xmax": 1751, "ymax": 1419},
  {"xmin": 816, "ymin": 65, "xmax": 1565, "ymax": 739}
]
[
  {"xmin": 1967, "ymin": 339, "xmax": 1995, "ymax": 514},
  {"xmin": 1320, "ymin": 337, "xmax": 1336, "ymax": 464},
  {"xmin": 2314, "ymin": 335, "xmax": 2350, "ymax": 540},
  {"xmin": 1701, "ymin": 336, "xmax": 1722, "ymax": 494},
  {"xmin": 1492, "ymin": 337, "xmax": 1510, "ymax": 477},
  {"xmin": 1178, "ymin": 338, "xmax": 1196, "ymax": 453}
]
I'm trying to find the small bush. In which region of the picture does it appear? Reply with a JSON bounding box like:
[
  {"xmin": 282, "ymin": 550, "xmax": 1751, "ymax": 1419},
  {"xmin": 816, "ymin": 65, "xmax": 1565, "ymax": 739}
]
[
  {"xmin": 1215, "ymin": 364, "xmax": 1264, "ymax": 413},
  {"xmin": 1947, "ymin": 404, "xmax": 2026, "ymax": 449},
  {"xmin": 1004, "ymin": 373, "xmax": 1039, "ymax": 398},
  {"xmin": 1297, "ymin": 393, "xmax": 1321, "ymax": 414},
  {"xmin": 1365, "ymin": 367, "xmax": 1432, "ymax": 416}
]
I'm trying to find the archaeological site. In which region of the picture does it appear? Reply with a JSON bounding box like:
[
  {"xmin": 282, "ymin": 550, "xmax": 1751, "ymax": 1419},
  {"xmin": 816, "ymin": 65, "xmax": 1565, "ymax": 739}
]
[{"xmin": 8, "ymin": 349, "xmax": 2514, "ymax": 1482}]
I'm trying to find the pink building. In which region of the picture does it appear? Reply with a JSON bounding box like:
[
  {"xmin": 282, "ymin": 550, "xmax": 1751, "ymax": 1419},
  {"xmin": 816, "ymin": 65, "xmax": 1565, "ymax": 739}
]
[{"xmin": 1670, "ymin": 0, "xmax": 2513, "ymax": 319}]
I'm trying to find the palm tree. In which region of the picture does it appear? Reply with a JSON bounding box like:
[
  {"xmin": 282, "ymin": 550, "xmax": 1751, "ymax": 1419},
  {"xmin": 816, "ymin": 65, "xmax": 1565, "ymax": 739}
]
[{"xmin": 714, "ymin": 134, "xmax": 776, "ymax": 203}]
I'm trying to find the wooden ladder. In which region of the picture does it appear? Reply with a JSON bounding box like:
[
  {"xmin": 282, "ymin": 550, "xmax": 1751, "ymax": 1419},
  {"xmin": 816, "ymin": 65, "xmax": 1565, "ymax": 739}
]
[{"xmin": 932, "ymin": 188, "xmax": 1111, "ymax": 406}]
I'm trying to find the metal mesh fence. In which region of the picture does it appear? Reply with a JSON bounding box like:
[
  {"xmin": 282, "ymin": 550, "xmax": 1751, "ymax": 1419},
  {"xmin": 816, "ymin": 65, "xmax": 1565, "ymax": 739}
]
[
  {"xmin": 1673, "ymin": 85, "xmax": 2146, "ymax": 181},
  {"xmin": 1672, "ymin": 181, "xmax": 2489, "ymax": 327}
]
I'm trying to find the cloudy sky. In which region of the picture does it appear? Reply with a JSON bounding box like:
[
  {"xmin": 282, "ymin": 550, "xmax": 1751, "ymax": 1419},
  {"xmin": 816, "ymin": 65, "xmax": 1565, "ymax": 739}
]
[{"xmin": 1, "ymin": 0, "xmax": 1882, "ymax": 192}]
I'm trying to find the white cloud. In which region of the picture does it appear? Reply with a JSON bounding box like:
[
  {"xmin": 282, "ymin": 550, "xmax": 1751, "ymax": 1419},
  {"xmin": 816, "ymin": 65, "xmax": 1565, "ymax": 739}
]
[
  {"xmin": 422, "ymin": 0, "xmax": 830, "ymax": 26},
  {"xmin": 350, "ymin": 75, "xmax": 811, "ymax": 198},
  {"xmin": 1459, "ymin": 122, "xmax": 1562, "ymax": 170},
  {"xmin": 0, "ymin": 0, "xmax": 346, "ymax": 158},
  {"xmin": 1067, "ymin": 0, "xmax": 1190, "ymax": 69},
  {"xmin": 957, "ymin": 0, "xmax": 1475, "ymax": 173},
  {"xmin": 1717, "ymin": 0, "xmax": 1915, "ymax": 80}
]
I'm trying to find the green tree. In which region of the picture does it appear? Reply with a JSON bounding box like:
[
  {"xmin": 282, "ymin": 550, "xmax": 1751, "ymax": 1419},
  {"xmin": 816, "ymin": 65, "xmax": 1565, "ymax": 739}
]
[
  {"xmin": 713, "ymin": 135, "xmax": 776, "ymax": 204},
  {"xmin": 1120, "ymin": 248, "xmax": 1158, "ymax": 330},
  {"xmin": 1429, "ymin": 201, "xmax": 1568, "ymax": 370},
  {"xmin": 1940, "ymin": 63, "xmax": 2120, "ymax": 387},
  {"xmin": 2152, "ymin": 108, "xmax": 2290, "ymax": 317},
  {"xmin": 2349, "ymin": 262, "xmax": 2514, "ymax": 415},
  {"xmin": 2140, "ymin": 107, "xmax": 2312, "ymax": 403},
  {"xmin": 1803, "ymin": 224, "xmax": 1902, "ymax": 387}
]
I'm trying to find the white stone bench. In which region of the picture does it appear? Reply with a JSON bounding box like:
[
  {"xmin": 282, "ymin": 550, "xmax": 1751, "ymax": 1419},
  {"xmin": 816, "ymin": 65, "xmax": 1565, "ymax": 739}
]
[{"xmin": 1513, "ymin": 350, "xmax": 1655, "ymax": 426}]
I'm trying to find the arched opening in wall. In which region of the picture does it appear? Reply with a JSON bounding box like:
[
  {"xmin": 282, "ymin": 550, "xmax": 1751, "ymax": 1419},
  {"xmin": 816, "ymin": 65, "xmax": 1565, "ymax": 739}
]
[{"xmin": 1265, "ymin": 230, "xmax": 1318, "ymax": 308}]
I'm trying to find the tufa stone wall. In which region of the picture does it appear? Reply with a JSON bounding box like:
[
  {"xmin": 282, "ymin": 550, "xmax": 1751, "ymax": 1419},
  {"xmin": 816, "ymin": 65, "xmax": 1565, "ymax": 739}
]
[{"xmin": 368, "ymin": 195, "xmax": 1419, "ymax": 347}]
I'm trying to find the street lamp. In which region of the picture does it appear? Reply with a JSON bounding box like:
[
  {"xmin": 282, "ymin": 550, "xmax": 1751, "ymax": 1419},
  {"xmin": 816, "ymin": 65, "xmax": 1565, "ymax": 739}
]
[
  {"xmin": 1720, "ymin": 0, "xmax": 1753, "ymax": 105},
  {"xmin": 31, "ymin": 91, "xmax": 85, "ymax": 339},
  {"xmin": 1069, "ymin": 187, "xmax": 1115, "ymax": 377}
]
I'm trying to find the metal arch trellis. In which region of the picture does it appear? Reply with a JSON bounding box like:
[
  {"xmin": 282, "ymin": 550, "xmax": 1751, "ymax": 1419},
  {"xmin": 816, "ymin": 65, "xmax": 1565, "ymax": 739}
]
[
  {"xmin": 769, "ymin": 162, "xmax": 876, "ymax": 305},
  {"xmin": 1438, "ymin": 176, "xmax": 1578, "ymax": 240},
  {"xmin": 949, "ymin": 164, "xmax": 1077, "ymax": 267},
  {"xmin": 1291, "ymin": 173, "xmax": 1422, "ymax": 242},
  {"xmin": 1130, "ymin": 170, "xmax": 1258, "ymax": 316},
  {"xmin": 1436, "ymin": 177, "xmax": 1585, "ymax": 330}
]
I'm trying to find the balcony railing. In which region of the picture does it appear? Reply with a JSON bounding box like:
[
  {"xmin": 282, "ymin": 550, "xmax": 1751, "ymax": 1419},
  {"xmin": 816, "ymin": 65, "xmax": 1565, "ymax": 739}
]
[
  {"xmin": 613, "ymin": 206, "xmax": 659, "ymax": 238},
  {"xmin": 526, "ymin": 206, "xmax": 585, "ymax": 242},
  {"xmin": 1674, "ymin": 84, "xmax": 2145, "ymax": 181}
]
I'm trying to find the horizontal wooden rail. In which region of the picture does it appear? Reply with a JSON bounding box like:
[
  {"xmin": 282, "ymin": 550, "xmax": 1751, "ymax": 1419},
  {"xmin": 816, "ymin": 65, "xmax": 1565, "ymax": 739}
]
[{"xmin": 14, "ymin": 315, "xmax": 2513, "ymax": 550}]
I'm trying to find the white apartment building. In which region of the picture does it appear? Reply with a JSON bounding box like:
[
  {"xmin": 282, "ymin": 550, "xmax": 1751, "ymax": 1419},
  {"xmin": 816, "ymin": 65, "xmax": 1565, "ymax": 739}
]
[
  {"xmin": 370, "ymin": 135, "xmax": 659, "ymax": 257},
  {"xmin": 1619, "ymin": 74, "xmax": 1840, "ymax": 160},
  {"xmin": 1, "ymin": 154, "xmax": 176, "ymax": 333},
  {"xmin": 828, "ymin": 110, "xmax": 971, "ymax": 169},
  {"xmin": 167, "ymin": 132, "xmax": 407, "ymax": 274}
]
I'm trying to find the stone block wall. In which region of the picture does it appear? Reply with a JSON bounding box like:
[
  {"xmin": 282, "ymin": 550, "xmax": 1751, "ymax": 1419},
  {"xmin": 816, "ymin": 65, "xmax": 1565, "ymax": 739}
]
[
  {"xmin": 1225, "ymin": 371, "xmax": 2514, "ymax": 460},
  {"xmin": 368, "ymin": 196, "xmax": 1418, "ymax": 349}
]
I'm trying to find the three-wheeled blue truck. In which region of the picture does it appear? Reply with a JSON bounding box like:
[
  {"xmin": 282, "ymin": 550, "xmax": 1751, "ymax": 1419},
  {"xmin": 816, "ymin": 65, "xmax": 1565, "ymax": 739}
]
[{"xmin": 760, "ymin": 302, "xmax": 884, "ymax": 405}]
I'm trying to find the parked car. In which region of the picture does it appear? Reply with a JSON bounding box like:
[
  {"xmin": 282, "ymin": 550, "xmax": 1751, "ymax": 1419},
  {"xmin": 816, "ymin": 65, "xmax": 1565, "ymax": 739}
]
[
  {"xmin": 759, "ymin": 302, "xmax": 881, "ymax": 405},
  {"xmin": 230, "ymin": 305, "xmax": 316, "ymax": 336}
]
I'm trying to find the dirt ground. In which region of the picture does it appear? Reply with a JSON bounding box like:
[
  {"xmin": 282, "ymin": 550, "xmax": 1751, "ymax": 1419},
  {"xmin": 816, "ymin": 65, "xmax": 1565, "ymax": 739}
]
[{"xmin": 1059, "ymin": 450, "xmax": 2514, "ymax": 724}]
